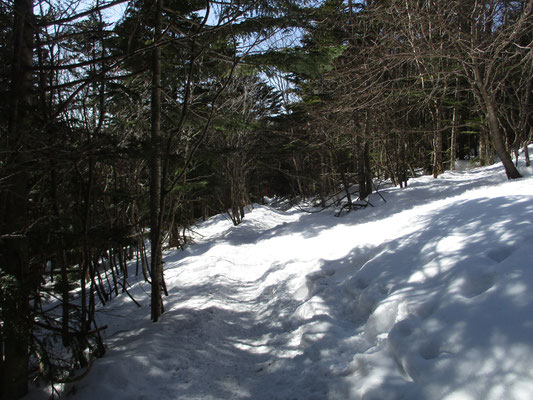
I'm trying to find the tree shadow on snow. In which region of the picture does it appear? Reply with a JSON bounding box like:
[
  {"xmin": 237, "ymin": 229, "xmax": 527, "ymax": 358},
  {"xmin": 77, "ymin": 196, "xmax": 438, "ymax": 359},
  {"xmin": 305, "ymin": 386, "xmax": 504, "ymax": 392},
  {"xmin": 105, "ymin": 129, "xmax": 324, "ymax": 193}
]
[{"xmin": 72, "ymin": 264, "xmax": 357, "ymax": 400}]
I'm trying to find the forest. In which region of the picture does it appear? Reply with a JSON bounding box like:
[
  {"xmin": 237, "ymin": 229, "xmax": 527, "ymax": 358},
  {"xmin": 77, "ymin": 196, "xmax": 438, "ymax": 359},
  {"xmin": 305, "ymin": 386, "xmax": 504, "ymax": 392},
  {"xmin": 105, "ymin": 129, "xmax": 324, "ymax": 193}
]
[{"xmin": 1, "ymin": 0, "xmax": 532, "ymax": 398}]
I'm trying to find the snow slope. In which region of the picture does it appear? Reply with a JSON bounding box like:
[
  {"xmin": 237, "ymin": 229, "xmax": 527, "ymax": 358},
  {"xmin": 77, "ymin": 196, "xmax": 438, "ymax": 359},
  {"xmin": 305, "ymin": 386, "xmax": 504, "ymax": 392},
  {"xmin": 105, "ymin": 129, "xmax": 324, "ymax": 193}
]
[{"xmin": 27, "ymin": 155, "xmax": 533, "ymax": 400}]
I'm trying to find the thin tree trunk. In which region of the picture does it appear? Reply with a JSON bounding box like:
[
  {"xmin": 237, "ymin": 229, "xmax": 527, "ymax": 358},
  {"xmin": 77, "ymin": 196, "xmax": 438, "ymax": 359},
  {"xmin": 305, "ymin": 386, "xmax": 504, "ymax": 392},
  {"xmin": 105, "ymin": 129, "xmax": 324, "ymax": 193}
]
[
  {"xmin": 60, "ymin": 251, "xmax": 70, "ymax": 346},
  {"xmin": 525, "ymin": 131, "xmax": 531, "ymax": 167},
  {"xmin": 479, "ymin": 129, "xmax": 489, "ymax": 166},
  {"xmin": 472, "ymin": 64, "xmax": 521, "ymax": 179},
  {"xmin": 320, "ymin": 153, "xmax": 327, "ymax": 207},
  {"xmin": 150, "ymin": 0, "xmax": 164, "ymax": 322},
  {"xmin": 108, "ymin": 249, "xmax": 119, "ymax": 297},
  {"xmin": 432, "ymin": 103, "xmax": 444, "ymax": 178},
  {"xmin": 450, "ymin": 82, "xmax": 459, "ymax": 170},
  {"xmin": 364, "ymin": 140, "xmax": 372, "ymax": 197},
  {"xmin": 340, "ymin": 170, "xmax": 353, "ymax": 209},
  {"xmin": 357, "ymin": 144, "xmax": 368, "ymax": 199},
  {"xmin": 450, "ymin": 110, "xmax": 457, "ymax": 171},
  {"xmin": 1, "ymin": 1, "xmax": 34, "ymax": 398},
  {"xmin": 292, "ymin": 153, "xmax": 304, "ymax": 197},
  {"xmin": 485, "ymin": 99, "xmax": 522, "ymax": 179},
  {"xmin": 363, "ymin": 113, "xmax": 372, "ymax": 197}
]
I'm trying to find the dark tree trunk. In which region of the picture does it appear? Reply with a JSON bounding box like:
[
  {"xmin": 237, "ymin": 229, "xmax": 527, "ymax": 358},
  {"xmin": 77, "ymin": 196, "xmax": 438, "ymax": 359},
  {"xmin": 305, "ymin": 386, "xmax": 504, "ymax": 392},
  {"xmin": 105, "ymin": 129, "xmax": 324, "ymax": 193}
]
[
  {"xmin": 525, "ymin": 136, "xmax": 531, "ymax": 167},
  {"xmin": 150, "ymin": 0, "xmax": 164, "ymax": 322},
  {"xmin": 1, "ymin": 0, "xmax": 34, "ymax": 398},
  {"xmin": 472, "ymin": 64, "xmax": 521, "ymax": 179},
  {"xmin": 319, "ymin": 153, "xmax": 327, "ymax": 207},
  {"xmin": 485, "ymin": 100, "xmax": 522, "ymax": 179},
  {"xmin": 450, "ymin": 78, "xmax": 459, "ymax": 170},
  {"xmin": 357, "ymin": 150, "xmax": 367, "ymax": 200},
  {"xmin": 479, "ymin": 128, "xmax": 490, "ymax": 166},
  {"xmin": 340, "ymin": 170, "xmax": 353, "ymax": 209},
  {"xmin": 364, "ymin": 141, "xmax": 372, "ymax": 197},
  {"xmin": 450, "ymin": 106, "xmax": 458, "ymax": 170},
  {"xmin": 356, "ymin": 129, "xmax": 372, "ymax": 200},
  {"xmin": 432, "ymin": 103, "xmax": 444, "ymax": 178}
]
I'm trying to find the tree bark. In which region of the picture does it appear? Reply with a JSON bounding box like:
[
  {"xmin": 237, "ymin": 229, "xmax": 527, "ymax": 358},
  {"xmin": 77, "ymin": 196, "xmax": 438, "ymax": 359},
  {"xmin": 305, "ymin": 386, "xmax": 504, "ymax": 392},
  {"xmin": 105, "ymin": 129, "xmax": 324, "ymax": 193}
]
[
  {"xmin": 525, "ymin": 129, "xmax": 531, "ymax": 167},
  {"xmin": 450, "ymin": 106, "xmax": 457, "ymax": 171},
  {"xmin": 485, "ymin": 96, "xmax": 522, "ymax": 179},
  {"xmin": 1, "ymin": 0, "xmax": 34, "ymax": 398},
  {"xmin": 471, "ymin": 54, "xmax": 522, "ymax": 179},
  {"xmin": 432, "ymin": 102, "xmax": 444, "ymax": 178},
  {"xmin": 150, "ymin": 0, "xmax": 164, "ymax": 322},
  {"xmin": 450, "ymin": 78, "xmax": 459, "ymax": 170},
  {"xmin": 363, "ymin": 114, "xmax": 373, "ymax": 197},
  {"xmin": 357, "ymin": 140, "xmax": 370, "ymax": 200}
]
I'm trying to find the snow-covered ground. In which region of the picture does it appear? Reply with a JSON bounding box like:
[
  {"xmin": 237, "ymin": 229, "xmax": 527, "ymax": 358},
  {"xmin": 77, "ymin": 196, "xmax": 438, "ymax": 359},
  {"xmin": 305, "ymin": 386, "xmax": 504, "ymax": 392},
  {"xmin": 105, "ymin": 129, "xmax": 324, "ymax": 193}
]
[{"xmin": 27, "ymin": 153, "xmax": 533, "ymax": 400}]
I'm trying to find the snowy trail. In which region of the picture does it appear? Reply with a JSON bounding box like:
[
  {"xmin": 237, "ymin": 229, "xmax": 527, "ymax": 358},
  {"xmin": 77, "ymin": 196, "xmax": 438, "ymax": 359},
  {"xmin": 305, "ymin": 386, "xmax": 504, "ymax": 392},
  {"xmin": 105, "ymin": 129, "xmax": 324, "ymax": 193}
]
[
  {"xmin": 26, "ymin": 155, "xmax": 533, "ymax": 400},
  {"xmin": 154, "ymin": 209, "xmax": 363, "ymax": 400}
]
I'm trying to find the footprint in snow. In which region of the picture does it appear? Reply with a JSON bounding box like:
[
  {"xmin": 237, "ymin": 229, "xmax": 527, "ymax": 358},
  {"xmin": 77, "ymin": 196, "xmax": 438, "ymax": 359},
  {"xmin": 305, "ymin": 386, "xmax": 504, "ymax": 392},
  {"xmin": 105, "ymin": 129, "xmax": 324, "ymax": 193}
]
[
  {"xmin": 459, "ymin": 270, "xmax": 495, "ymax": 298},
  {"xmin": 418, "ymin": 339, "xmax": 441, "ymax": 360},
  {"xmin": 486, "ymin": 244, "xmax": 517, "ymax": 263}
]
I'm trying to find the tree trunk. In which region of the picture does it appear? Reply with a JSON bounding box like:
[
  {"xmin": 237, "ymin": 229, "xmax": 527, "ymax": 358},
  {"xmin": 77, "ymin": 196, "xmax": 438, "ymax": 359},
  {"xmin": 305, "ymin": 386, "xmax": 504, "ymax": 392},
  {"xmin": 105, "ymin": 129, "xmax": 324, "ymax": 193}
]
[
  {"xmin": 364, "ymin": 141, "xmax": 372, "ymax": 197},
  {"xmin": 479, "ymin": 128, "xmax": 489, "ymax": 166},
  {"xmin": 485, "ymin": 99, "xmax": 522, "ymax": 179},
  {"xmin": 356, "ymin": 139, "xmax": 371, "ymax": 200},
  {"xmin": 340, "ymin": 170, "xmax": 353, "ymax": 209},
  {"xmin": 525, "ymin": 131, "xmax": 531, "ymax": 167},
  {"xmin": 357, "ymin": 149, "xmax": 367, "ymax": 199},
  {"xmin": 362, "ymin": 113, "xmax": 372, "ymax": 197},
  {"xmin": 450, "ymin": 108, "xmax": 457, "ymax": 171},
  {"xmin": 319, "ymin": 153, "xmax": 327, "ymax": 207},
  {"xmin": 432, "ymin": 130, "xmax": 443, "ymax": 178},
  {"xmin": 1, "ymin": 0, "xmax": 34, "ymax": 398},
  {"xmin": 150, "ymin": 0, "xmax": 164, "ymax": 322},
  {"xmin": 472, "ymin": 64, "xmax": 521, "ymax": 179},
  {"xmin": 292, "ymin": 154, "xmax": 305, "ymax": 198},
  {"xmin": 432, "ymin": 103, "xmax": 444, "ymax": 178},
  {"xmin": 450, "ymin": 80, "xmax": 459, "ymax": 170}
]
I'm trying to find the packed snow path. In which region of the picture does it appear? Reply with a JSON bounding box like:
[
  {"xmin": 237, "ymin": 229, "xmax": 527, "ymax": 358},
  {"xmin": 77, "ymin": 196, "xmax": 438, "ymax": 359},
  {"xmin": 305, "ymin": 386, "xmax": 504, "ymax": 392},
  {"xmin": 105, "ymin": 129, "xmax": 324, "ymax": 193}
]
[{"xmin": 29, "ymin": 157, "xmax": 533, "ymax": 400}]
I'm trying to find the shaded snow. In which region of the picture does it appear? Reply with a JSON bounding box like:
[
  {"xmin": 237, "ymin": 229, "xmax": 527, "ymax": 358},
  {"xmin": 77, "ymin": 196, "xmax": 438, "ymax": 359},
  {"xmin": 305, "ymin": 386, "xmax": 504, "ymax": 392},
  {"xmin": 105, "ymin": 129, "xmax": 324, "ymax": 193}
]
[{"xmin": 26, "ymin": 154, "xmax": 533, "ymax": 400}]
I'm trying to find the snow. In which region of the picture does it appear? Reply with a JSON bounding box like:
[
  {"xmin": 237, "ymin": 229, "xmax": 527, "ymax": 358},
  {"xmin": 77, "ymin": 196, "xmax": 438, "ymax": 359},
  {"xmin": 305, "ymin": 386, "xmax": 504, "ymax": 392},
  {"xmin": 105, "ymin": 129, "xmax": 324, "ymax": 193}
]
[{"xmin": 26, "ymin": 152, "xmax": 533, "ymax": 400}]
